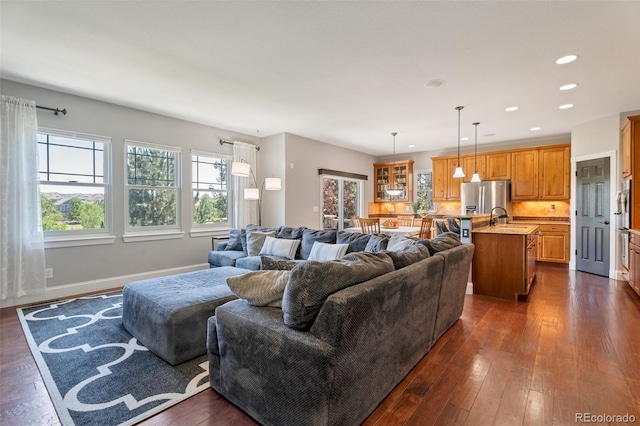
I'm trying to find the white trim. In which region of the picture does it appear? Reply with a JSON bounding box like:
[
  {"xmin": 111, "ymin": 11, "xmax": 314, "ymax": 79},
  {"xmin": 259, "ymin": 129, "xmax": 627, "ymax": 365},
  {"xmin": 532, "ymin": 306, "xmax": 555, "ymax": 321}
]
[
  {"xmin": 189, "ymin": 227, "xmax": 231, "ymax": 238},
  {"xmin": 570, "ymin": 150, "xmax": 617, "ymax": 279},
  {"xmin": 122, "ymin": 231, "xmax": 184, "ymax": 243},
  {"xmin": 39, "ymin": 126, "xmax": 111, "ymax": 143},
  {"xmin": 44, "ymin": 235, "xmax": 116, "ymax": 249},
  {"xmin": 1, "ymin": 263, "xmax": 209, "ymax": 309}
]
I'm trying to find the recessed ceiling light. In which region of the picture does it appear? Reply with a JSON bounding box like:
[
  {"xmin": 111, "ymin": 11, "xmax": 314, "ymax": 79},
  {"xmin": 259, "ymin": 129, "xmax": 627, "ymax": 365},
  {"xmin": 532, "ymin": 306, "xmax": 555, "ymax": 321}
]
[
  {"xmin": 505, "ymin": 106, "xmax": 519, "ymax": 112},
  {"xmin": 556, "ymin": 55, "xmax": 578, "ymax": 64},
  {"xmin": 530, "ymin": 127, "xmax": 542, "ymax": 131},
  {"xmin": 408, "ymin": 144, "xmax": 415, "ymax": 148},
  {"xmin": 560, "ymin": 83, "xmax": 578, "ymax": 91},
  {"xmin": 424, "ymin": 79, "xmax": 445, "ymax": 88},
  {"xmin": 460, "ymin": 137, "xmax": 469, "ymax": 141},
  {"xmin": 559, "ymin": 103, "xmax": 574, "ymax": 109}
]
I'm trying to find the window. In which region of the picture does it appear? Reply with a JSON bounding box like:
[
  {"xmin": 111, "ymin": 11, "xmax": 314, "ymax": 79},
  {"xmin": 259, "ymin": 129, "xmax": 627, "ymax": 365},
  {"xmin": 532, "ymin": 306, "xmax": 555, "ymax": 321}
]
[
  {"xmin": 38, "ymin": 128, "xmax": 111, "ymax": 239},
  {"xmin": 125, "ymin": 140, "xmax": 181, "ymax": 232},
  {"xmin": 415, "ymin": 171, "xmax": 434, "ymax": 212},
  {"xmin": 321, "ymin": 176, "xmax": 363, "ymax": 230},
  {"xmin": 191, "ymin": 152, "xmax": 231, "ymax": 228}
]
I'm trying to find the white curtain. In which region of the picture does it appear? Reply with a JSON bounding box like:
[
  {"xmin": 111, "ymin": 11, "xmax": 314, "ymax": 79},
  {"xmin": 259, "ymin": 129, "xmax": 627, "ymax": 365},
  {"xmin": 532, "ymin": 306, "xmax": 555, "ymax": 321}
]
[
  {"xmin": 0, "ymin": 95, "xmax": 46, "ymax": 300},
  {"xmin": 232, "ymin": 141, "xmax": 258, "ymax": 228}
]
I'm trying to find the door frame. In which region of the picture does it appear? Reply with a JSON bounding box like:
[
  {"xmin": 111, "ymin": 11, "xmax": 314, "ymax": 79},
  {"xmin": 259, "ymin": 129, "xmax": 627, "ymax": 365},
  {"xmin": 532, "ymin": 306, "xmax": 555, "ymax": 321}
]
[{"xmin": 570, "ymin": 150, "xmax": 618, "ymax": 279}]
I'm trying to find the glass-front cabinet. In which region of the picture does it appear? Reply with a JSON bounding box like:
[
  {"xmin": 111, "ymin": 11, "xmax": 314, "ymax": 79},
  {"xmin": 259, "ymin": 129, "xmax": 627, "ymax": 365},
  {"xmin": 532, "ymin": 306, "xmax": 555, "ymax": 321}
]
[{"xmin": 373, "ymin": 161, "xmax": 414, "ymax": 202}]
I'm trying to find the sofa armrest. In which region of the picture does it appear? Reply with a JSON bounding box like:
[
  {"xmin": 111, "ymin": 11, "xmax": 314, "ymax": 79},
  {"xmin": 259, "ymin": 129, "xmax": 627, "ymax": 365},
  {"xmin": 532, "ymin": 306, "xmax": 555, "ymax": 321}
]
[
  {"xmin": 216, "ymin": 241, "xmax": 228, "ymax": 251},
  {"xmin": 213, "ymin": 299, "xmax": 335, "ymax": 426}
]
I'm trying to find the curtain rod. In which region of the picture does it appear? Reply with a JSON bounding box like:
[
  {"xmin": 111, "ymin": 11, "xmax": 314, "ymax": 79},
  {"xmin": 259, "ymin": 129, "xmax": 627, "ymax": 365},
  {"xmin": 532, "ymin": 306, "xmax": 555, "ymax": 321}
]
[
  {"xmin": 219, "ymin": 139, "xmax": 260, "ymax": 151},
  {"xmin": 36, "ymin": 105, "xmax": 67, "ymax": 116}
]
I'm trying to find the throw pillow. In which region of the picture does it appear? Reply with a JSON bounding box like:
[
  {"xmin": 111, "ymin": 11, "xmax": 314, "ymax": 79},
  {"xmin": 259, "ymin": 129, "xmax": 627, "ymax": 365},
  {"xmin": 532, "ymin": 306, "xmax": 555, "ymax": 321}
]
[
  {"xmin": 259, "ymin": 236, "xmax": 301, "ymax": 260},
  {"xmin": 417, "ymin": 232, "xmax": 462, "ymax": 255},
  {"xmin": 226, "ymin": 270, "xmax": 291, "ymax": 307},
  {"xmin": 364, "ymin": 234, "xmax": 389, "ymax": 252},
  {"xmin": 308, "ymin": 242, "xmax": 349, "ymax": 261},
  {"xmin": 336, "ymin": 231, "xmax": 372, "ymax": 253},
  {"xmin": 385, "ymin": 244, "xmax": 431, "ymax": 270},
  {"xmin": 283, "ymin": 251, "xmax": 395, "ymax": 330},
  {"xmin": 261, "ymin": 256, "xmax": 300, "ymax": 271},
  {"xmin": 224, "ymin": 229, "xmax": 244, "ymax": 251},
  {"xmin": 300, "ymin": 228, "xmax": 338, "ymax": 259},
  {"xmin": 246, "ymin": 231, "xmax": 277, "ymax": 256},
  {"xmin": 387, "ymin": 235, "xmax": 417, "ymax": 251}
]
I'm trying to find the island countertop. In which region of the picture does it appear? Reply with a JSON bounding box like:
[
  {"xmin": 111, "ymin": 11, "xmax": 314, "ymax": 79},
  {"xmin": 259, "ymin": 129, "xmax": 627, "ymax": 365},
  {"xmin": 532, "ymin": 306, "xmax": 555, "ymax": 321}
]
[{"xmin": 472, "ymin": 224, "xmax": 539, "ymax": 235}]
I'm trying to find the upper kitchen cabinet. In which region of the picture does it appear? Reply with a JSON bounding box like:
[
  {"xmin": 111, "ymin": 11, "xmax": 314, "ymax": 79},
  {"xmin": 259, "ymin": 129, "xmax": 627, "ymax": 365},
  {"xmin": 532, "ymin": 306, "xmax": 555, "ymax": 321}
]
[
  {"xmin": 432, "ymin": 158, "xmax": 462, "ymax": 201},
  {"xmin": 447, "ymin": 158, "xmax": 463, "ymax": 200},
  {"xmin": 622, "ymin": 115, "xmax": 640, "ymax": 180},
  {"xmin": 462, "ymin": 154, "xmax": 486, "ymax": 183},
  {"xmin": 511, "ymin": 144, "xmax": 570, "ymax": 201},
  {"xmin": 373, "ymin": 160, "xmax": 414, "ymax": 202},
  {"xmin": 485, "ymin": 152, "xmax": 511, "ymax": 180},
  {"xmin": 511, "ymin": 150, "xmax": 539, "ymax": 200}
]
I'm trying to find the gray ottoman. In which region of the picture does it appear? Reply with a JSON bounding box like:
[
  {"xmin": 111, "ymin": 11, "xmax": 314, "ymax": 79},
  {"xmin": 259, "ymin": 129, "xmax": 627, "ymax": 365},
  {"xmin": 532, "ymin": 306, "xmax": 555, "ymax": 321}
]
[{"xmin": 122, "ymin": 266, "xmax": 249, "ymax": 365}]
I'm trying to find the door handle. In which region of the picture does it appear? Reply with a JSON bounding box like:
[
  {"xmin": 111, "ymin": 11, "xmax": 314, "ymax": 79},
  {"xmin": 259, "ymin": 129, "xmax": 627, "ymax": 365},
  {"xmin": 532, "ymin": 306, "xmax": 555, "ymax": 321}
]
[{"xmin": 604, "ymin": 221, "xmax": 610, "ymax": 225}]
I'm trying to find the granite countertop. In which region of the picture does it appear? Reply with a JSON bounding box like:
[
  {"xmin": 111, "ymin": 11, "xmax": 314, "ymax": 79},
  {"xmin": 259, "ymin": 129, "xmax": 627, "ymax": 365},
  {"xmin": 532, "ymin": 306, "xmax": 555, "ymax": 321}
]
[
  {"xmin": 509, "ymin": 220, "xmax": 570, "ymax": 226},
  {"xmin": 472, "ymin": 224, "xmax": 539, "ymax": 235}
]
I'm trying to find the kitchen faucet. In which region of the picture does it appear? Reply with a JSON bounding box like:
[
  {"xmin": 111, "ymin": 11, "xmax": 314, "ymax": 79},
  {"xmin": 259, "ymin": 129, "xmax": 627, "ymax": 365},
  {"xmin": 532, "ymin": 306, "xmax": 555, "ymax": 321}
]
[{"xmin": 490, "ymin": 206, "xmax": 508, "ymax": 226}]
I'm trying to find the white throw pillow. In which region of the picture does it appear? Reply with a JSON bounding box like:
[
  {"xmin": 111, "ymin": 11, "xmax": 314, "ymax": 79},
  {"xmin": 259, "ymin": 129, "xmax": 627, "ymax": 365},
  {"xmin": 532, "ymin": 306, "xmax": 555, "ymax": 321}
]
[
  {"xmin": 246, "ymin": 231, "xmax": 276, "ymax": 256},
  {"xmin": 259, "ymin": 236, "xmax": 301, "ymax": 260},
  {"xmin": 307, "ymin": 241, "xmax": 349, "ymax": 261}
]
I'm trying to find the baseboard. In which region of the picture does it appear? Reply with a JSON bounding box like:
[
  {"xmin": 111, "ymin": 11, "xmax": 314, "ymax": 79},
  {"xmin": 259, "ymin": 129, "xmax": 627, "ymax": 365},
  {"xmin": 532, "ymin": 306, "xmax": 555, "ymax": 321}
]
[
  {"xmin": 1, "ymin": 263, "xmax": 209, "ymax": 309},
  {"xmin": 466, "ymin": 281, "xmax": 473, "ymax": 295}
]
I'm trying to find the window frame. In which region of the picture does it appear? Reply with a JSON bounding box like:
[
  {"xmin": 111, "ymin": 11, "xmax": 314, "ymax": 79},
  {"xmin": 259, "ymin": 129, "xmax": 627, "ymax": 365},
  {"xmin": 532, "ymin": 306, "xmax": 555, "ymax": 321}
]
[
  {"xmin": 190, "ymin": 150, "xmax": 233, "ymax": 233},
  {"xmin": 124, "ymin": 139, "xmax": 182, "ymax": 240},
  {"xmin": 319, "ymin": 173, "xmax": 365, "ymax": 231},
  {"xmin": 38, "ymin": 127, "xmax": 114, "ymax": 248},
  {"xmin": 415, "ymin": 169, "xmax": 435, "ymax": 213}
]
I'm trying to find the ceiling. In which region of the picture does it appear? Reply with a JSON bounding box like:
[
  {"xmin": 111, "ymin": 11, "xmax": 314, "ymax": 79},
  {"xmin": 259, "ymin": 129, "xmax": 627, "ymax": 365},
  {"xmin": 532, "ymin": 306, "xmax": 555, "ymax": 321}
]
[{"xmin": 1, "ymin": 1, "xmax": 639, "ymax": 156}]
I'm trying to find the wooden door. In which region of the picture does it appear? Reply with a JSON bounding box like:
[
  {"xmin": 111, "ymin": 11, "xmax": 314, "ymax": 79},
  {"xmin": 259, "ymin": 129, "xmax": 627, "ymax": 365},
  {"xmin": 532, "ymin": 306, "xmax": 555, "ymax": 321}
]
[
  {"xmin": 511, "ymin": 150, "xmax": 539, "ymax": 200},
  {"xmin": 576, "ymin": 157, "xmax": 611, "ymax": 276},
  {"xmin": 462, "ymin": 154, "xmax": 486, "ymax": 183},
  {"xmin": 485, "ymin": 152, "xmax": 511, "ymax": 180},
  {"xmin": 539, "ymin": 146, "xmax": 570, "ymax": 199},
  {"xmin": 432, "ymin": 158, "xmax": 447, "ymax": 201}
]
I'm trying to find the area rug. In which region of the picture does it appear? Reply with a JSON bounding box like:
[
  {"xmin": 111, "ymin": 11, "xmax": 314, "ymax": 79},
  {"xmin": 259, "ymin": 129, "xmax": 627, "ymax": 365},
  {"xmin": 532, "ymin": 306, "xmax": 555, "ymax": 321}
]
[{"xmin": 17, "ymin": 292, "xmax": 209, "ymax": 426}]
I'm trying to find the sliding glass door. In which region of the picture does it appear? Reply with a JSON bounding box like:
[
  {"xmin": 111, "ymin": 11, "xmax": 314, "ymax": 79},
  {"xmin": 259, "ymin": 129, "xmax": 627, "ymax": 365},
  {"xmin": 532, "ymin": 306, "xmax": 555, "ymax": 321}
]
[{"xmin": 321, "ymin": 176, "xmax": 362, "ymax": 230}]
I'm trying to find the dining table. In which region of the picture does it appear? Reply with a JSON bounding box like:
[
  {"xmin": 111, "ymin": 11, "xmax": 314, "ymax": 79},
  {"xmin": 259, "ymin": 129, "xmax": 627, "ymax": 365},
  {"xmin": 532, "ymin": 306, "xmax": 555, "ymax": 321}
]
[{"xmin": 343, "ymin": 226, "xmax": 421, "ymax": 237}]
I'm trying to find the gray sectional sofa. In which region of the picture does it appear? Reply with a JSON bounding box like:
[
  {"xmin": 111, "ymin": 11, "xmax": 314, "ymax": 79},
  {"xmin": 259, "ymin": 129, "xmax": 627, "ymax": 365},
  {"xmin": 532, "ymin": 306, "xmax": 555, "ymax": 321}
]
[{"xmin": 206, "ymin": 225, "xmax": 474, "ymax": 426}]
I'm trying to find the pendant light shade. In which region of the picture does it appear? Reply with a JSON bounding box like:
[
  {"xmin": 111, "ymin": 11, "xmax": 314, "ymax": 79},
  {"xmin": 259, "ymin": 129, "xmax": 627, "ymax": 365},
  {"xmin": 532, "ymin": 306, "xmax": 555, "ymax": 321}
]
[
  {"xmin": 386, "ymin": 132, "xmax": 404, "ymax": 196},
  {"xmin": 470, "ymin": 122, "xmax": 481, "ymax": 182},
  {"xmin": 453, "ymin": 106, "xmax": 465, "ymax": 178}
]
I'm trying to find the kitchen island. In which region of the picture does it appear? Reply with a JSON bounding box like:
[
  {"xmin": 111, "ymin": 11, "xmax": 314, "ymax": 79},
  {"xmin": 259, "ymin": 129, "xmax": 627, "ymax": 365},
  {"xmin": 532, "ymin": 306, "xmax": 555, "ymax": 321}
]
[{"xmin": 471, "ymin": 224, "xmax": 539, "ymax": 301}]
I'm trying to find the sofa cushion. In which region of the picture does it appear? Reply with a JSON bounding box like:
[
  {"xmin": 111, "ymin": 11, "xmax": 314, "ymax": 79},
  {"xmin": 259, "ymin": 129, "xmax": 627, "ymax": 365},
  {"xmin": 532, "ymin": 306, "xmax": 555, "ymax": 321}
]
[
  {"xmin": 208, "ymin": 250, "xmax": 247, "ymax": 267},
  {"xmin": 226, "ymin": 270, "xmax": 291, "ymax": 307},
  {"xmin": 261, "ymin": 256, "xmax": 302, "ymax": 271},
  {"xmin": 385, "ymin": 244, "xmax": 431, "ymax": 270},
  {"xmin": 418, "ymin": 232, "xmax": 462, "ymax": 255},
  {"xmin": 282, "ymin": 251, "xmax": 394, "ymax": 330},
  {"xmin": 246, "ymin": 231, "xmax": 276, "ymax": 256},
  {"xmin": 235, "ymin": 256, "xmax": 263, "ymax": 270},
  {"xmin": 364, "ymin": 234, "xmax": 389, "ymax": 252},
  {"xmin": 225, "ymin": 229, "xmax": 244, "ymax": 251},
  {"xmin": 336, "ymin": 231, "xmax": 372, "ymax": 253},
  {"xmin": 308, "ymin": 242, "xmax": 349, "ymax": 261},
  {"xmin": 386, "ymin": 235, "xmax": 417, "ymax": 251},
  {"xmin": 259, "ymin": 236, "xmax": 300, "ymax": 260},
  {"xmin": 277, "ymin": 226, "xmax": 306, "ymax": 240},
  {"xmin": 300, "ymin": 228, "xmax": 338, "ymax": 260}
]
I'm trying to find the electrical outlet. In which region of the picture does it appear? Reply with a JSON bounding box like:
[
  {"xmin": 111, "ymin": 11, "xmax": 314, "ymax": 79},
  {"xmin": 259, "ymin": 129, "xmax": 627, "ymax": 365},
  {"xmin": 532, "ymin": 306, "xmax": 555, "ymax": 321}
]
[
  {"xmin": 45, "ymin": 268, "xmax": 53, "ymax": 279},
  {"xmin": 405, "ymin": 205, "xmax": 411, "ymax": 211}
]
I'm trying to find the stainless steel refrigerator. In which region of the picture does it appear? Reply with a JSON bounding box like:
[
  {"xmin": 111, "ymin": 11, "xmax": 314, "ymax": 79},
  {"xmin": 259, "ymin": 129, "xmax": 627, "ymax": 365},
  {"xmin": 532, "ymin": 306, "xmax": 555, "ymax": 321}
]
[{"xmin": 460, "ymin": 180, "xmax": 512, "ymax": 217}]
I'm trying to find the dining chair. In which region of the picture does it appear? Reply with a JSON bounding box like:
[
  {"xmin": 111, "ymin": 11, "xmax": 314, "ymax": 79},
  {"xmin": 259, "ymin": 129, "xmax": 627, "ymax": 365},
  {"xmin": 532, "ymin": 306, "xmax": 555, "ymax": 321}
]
[
  {"xmin": 360, "ymin": 217, "xmax": 381, "ymax": 234},
  {"xmin": 418, "ymin": 217, "xmax": 433, "ymax": 239},
  {"xmin": 351, "ymin": 216, "xmax": 360, "ymax": 228},
  {"xmin": 396, "ymin": 215, "xmax": 414, "ymax": 227}
]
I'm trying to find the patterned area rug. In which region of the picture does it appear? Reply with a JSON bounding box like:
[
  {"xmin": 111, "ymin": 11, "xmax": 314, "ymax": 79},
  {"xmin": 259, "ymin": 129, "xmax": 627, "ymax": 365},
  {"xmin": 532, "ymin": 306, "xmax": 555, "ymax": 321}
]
[{"xmin": 17, "ymin": 292, "xmax": 209, "ymax": 426}]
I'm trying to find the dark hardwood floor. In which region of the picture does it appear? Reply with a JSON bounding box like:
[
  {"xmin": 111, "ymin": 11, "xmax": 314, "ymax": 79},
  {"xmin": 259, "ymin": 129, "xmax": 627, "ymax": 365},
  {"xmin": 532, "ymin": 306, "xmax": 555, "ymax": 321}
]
[{"xmin": 2, "ymin": 264, "xmax": 640, "ymax": 425}]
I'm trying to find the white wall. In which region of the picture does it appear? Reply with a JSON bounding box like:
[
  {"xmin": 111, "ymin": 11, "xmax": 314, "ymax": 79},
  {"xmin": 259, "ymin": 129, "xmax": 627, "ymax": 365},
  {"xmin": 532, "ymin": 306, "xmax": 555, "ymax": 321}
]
[
  {"xmin": 258, "ymin": 133, "xmax": 286, "ymax": 227},
  {"xmin": 1, "ymin": 79, "xmax": 259, "ymax": 303},
  {"xmin": 282, "ymin": 133, "xmax": 376, "ymax": 229}
]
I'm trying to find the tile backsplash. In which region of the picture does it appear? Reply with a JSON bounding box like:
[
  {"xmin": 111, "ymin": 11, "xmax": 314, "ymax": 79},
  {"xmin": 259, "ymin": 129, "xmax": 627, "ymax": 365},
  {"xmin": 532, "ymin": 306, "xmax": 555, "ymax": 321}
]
[{"xmin": 512, "ymin": 201, "xmax": 570, "ymax": 218}]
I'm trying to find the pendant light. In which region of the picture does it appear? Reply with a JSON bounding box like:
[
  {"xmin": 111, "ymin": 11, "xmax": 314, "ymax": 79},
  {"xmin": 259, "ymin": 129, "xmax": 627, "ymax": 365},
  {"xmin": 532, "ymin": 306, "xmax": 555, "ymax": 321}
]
[
  {"xmin": 386, "ymin": 132, "xmax": 404, "ymax": 196},
  {"xmin": 452, "ymin": 106, "xmax": 465, "ymax": 178},
  {"xmin": 470, "ymin": 122, "xmax": 481, "ymax": 182}
]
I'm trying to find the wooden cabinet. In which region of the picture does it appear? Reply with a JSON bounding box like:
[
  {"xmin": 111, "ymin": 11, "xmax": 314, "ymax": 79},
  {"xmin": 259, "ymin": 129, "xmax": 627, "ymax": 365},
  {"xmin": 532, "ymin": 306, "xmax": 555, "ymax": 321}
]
[
  {"xmin": 537, "ymin": 223, "xmax": 570, "ymax": 264},
  {"xmin": 511, "ymin": 145, "xmax": 570, "ymax": 201},
  {"xmin": 462, "ymin": 154, "xmax": 486, "ymax": 183},
  {"xmin": 511, "ymin": 150, "xmax": 539, "ymax": 200},
  {"xmin": 432, "ymin": 158, "xmax": 461, "ymax": 201},
  {"xmin": 539, "ymin": 146, "xmax": 570, "ymax": 199},
  {"xmin": 622, "ymin": 115, "xmax": 640, "ymax": 228},
  {"xmin": 622, "ymin": 118, "xmax": 632, "ymax": 179},
  {"xmin": 373, "ymin": 161, "xmax": 414, "ymax": 202},
  {"xmin": 472, "ymin": 227, "xmax": 538, "ymax": 300},
  {"xmin": 485, "ymin": 152, "xmax": 511, "ymax": 180},
  {"xmin": 629, "ymin": 231, "xmax": 640, "ymax": 296}
]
